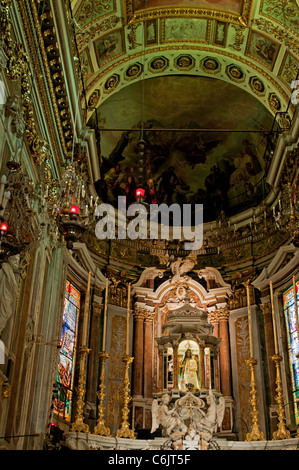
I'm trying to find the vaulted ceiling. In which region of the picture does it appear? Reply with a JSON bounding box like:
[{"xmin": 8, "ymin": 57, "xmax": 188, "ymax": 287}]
[{"xmin": 67, "ymin": 0, "xmax": 298, "ymax": 221}]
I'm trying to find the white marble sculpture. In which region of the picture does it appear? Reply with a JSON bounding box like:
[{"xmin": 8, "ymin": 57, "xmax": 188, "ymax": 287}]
[
  {"xmin": 151, "ymin": 390, "xmax": 225, "ymax": 447},
  {"xmin": 0, "ymin": 256, "xmax": 19, "ymax": 335}
]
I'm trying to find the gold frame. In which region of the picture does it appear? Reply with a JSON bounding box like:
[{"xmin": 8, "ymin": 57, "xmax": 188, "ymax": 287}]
[
  {"xmin": 278, "ymin": 50, "xmax": 299, "ymax": 89},
  {"xmin": 245, "ymin": 29, "xmax": 281, "ymax": 72},
  {"xmin": 124, "ymin": 0, "xmax": 253, "ymax": 26},
  {"xmin": 212, "ymin": 20, "xmax": 228, "ymax": 47},
  {"xmin": 161, "ymin": 18, "xmax": 211, "ymax": 44},
  {"xmin": 145, "ymin": 18, "xmax": 158, "ymax": 47},
  {"xmin": 94, "ymin": 27, "xmax": 126, "ymax": 69}
]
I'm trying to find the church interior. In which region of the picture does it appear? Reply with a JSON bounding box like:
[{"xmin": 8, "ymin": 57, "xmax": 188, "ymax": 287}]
[{"xmin": 0, "ymin": 0, "xmax": 299, "ymax": 452}]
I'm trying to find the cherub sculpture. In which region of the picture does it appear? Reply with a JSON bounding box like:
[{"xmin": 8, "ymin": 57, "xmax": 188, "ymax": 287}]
[
  {"xmin": 195, "ymin": 389, "xmax": 225, "ymax": 443},
  {"xmin": 151, "ymin": 394, "xmax": 187, "ymax": 437}
]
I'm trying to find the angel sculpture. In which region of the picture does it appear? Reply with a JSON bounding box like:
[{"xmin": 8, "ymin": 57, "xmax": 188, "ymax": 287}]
[
  {"xmin": 151, "ymin": 394, "xmax": 187, "ymax": 437},
  {"xmin": 170, "ymin": 257, "xmax": 195, "ymax": 283},
  {"xmin": 195, "ymin": 390, "xmax": 225, "ymax": 443}
]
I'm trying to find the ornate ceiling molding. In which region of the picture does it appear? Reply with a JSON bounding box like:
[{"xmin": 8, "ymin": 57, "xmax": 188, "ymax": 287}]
[{"xmin": 124, "ymin": 0, "xmax": 253, "ymax": 27}]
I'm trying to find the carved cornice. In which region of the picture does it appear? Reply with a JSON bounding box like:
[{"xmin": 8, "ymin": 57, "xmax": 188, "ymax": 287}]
[{"xmin": 124, "ymin": 0, "xmax": 253, "ymax": 26}]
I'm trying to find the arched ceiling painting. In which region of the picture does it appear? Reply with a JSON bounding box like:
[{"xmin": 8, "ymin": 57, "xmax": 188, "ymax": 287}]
[
  {"xmin": 89, "ymin": 75, "xmax": 274, "ymax": 221},
  {"xmin": 70, "ymin": 0, "xmax": 299, "ymax": 222}
]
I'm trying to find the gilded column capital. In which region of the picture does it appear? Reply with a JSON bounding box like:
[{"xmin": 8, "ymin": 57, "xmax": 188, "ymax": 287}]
[
  {"xmin": 133, "ymin": 307, "xmax": 147, "ymax": 320},
  {"xmin": 217, "ymin": 307, "xmax": 230, "ymax": 322},
  {"xmin": 208, "ymin": 311, "xmax": 219, "ymax": 324},
  {"xmin": 144, "ymin": 311, "xmax": 155, "ymax": 323}
]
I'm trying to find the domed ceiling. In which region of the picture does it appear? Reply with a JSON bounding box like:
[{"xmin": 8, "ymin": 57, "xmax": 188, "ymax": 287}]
[{"xmin": 69, "ymin": 0, "xmax": 298, "ymax": 223}]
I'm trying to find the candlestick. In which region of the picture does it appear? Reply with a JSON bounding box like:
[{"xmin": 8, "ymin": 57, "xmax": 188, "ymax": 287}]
[
  {"xmin": 116, "ymin": 355, "xmax": 135, "ymax": 439},
  {"xmin": 82, "ymin": 271, "xmax": 91, "ymax": 347},
  {"xmin": 102, "ymin": 278, "xmax": 109, "ymax": 352},
  {"xmin": 94, "ymin": 352, "xmax": 111, "ymax": 436},
  {"xmin": 270, "ymin": 281, "xmax": 278, "ymax": 355},
  {"xmin": 246, "ymin": 284, "xmax": 253, "ymax": 358},
  {"xmin": 126, "ymin": 283, "xmax": 131, "ymax": 356}
]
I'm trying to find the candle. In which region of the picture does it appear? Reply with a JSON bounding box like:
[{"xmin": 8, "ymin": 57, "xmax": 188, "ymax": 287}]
[
  {"xmin": 102, "ymin": 278, "xmax": 109, "ymax": 352},
  {"xmin": 246, "ymin": 284, "xmax": 253, "ymax": 358},
  {"xmin": 270, "ymin": 281, "xmax": 278, "ymax": 354},
  {"xmin": 126, "ymin": 283, "xmax": 131, "ymax": 356},
  {"xmin": 82, "ymin": 271, "xmax": 91, "ymax": 346}
]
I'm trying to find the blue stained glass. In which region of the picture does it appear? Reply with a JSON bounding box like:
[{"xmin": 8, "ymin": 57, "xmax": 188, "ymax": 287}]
[
  {"xmin": 283, "ymin": 281, "xmax": 299, "ymax": 425},
  {"xmin": 54, "ymin": 281, "xmax": 81, "ymax": 422}
]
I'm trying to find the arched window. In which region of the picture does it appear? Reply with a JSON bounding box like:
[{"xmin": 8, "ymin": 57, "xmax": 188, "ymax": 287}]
[
  {"xmin": 283, "ymin": 280, "xmax": 299, "ymax": 425},
  {"xmin": 54, "ymin": 280, "xmax": 81, "ymax": 422}
]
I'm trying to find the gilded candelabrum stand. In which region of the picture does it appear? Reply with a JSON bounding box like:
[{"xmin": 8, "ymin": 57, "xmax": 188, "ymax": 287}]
[
  {"xmin": 94, "ymin": 351, "xmax": 111, "ymax": 436},
  {"xmin": 71, "ymin": 346, "xmax": 90, "ymax": 433},
  {"xmin": 271, "ymin": 354, "xmax": 291, "ymax": 440},
  {"xmin": 116, "ymin": 355, "xmax": 135, "ymax": 439},
  {"xmin": 245, "ymin": 357, "xmax": 264, "ymax": 441}
]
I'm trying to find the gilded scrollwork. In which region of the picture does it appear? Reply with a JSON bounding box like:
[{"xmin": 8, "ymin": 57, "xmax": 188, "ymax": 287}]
[{"xmin": 0, "ymin": 0, "xmax": 51, "ymax": 166}]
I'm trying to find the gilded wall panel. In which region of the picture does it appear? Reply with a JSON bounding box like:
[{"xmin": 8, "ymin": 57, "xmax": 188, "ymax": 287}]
[
  {"xmin": 235, "ymin": 316, "xmax": 251, "ymax": 440},
  {"xmin": 106, "ymin": 314, "xmax": 126, "ymax": 434}
]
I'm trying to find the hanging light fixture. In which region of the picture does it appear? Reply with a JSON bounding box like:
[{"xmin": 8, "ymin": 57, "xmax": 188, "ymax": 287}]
[{"xmin": 55, "ymin": 161, "xmax": 96, "ymax": 249}]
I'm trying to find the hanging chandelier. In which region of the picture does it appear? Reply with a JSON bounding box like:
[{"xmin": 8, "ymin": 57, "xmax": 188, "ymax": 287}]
[{"xmin": 55, "ymin": 161, "xmax": 97, "ymax": 249}]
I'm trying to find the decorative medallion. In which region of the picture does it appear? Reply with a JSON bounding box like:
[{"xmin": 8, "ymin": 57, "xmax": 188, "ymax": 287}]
[
  {"xmin": 125, "ymin": 62, "xmax": 143, "ymax": 80},
  {"xmin": 174, "ymin": 54, "xmax": 195, "ymax": 71},
  {"xmin": 249, "ymin": 76, "xmax": 265, "ymax": 95},
  {"xmin": 104, "ymin": 74, "xmax": 120, "ymax": 92},
  {"xmin": 225, "ymin": 64, "xmax": 245, "ymax": 82},
  {"xmin": 268, "ymin": 93, "xmax": 281, "ymax": 112},
  {"xmin": 88, "ymin": 89, "xmax": 101, "ymax": 109},
  {"xmin": 148, "ymin": 56, "xmax": 169, "ymax": 73},
  {"xmin": 200, "ymin": 57, "xmax": 221, "ymax": 74}
]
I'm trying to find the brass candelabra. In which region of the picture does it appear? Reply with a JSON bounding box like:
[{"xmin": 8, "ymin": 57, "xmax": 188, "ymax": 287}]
[
  {"xmin": 94, "ymin": 352, "xmax": 111, "ymax": 436},
  {"xmin": 116, "ymin": 355, "xmax": 135, "ymax": 439},
  {"xmin": 245, "ymin": 357, "xmax": 264, "ymax": 441},
  {"xmin": 271, "ymin": 354, "xmax": 291, "ymax": 440},
  {"xmin": 71, "ymin": 346, "xmax": 90, "ymax": 433}
]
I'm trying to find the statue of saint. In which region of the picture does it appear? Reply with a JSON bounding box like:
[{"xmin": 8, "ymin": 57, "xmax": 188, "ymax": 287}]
[
  {"xmin": 0, "ymin": 256, "xmax": 18, "ymax": 336},
  {"xmin": 179, "ymin": 348, "xmax": 200, "ymax": 391}
]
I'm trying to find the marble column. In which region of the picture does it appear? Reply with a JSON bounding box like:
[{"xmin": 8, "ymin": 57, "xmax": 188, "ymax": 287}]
[
  {"xmin": 158, "ymin": 348, "xmax": 163, "ymax": 393},
  {"xmin": 132, "ymin": 308, "xmax": 145, "ymax": 398},
  {"xmin": 172, "ymin": 343, "xmax": 179, "ymax": 390},
  {"xmin": 143, "ymin": 312, "xmax": 155, "ymax": 398},
  {"xmin": 214, "ymin": 347, "xmax": 220, "ymax": 393},
  {"xmin": 200, "ymin": 344, "xmax": 206, "ymax": 390},
  {"xmin": 218, "ymin": 308, "xmax": 232, "ymax": 397}
]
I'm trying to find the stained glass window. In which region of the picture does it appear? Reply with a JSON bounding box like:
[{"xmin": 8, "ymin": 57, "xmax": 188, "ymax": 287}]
[
  {"xmin": 54, "ymin": 281, "xmax": 80, "ymax": 422},
  {"xmin": 283, "ymin": 280, "xmax": 299, "ymax": 425}
]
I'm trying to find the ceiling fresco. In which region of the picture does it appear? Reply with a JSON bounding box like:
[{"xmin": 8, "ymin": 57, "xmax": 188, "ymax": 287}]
[
  {"xmin": 90, "ymin": 75, "xmax": 275, "ymax": 222},
  {"xmin": 69, "ymin": 0, "xmax": 298, "ymax": 222},
  {"xmin": 132, "ymin": 0, "xmax": 243, "ymax": 12}
]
